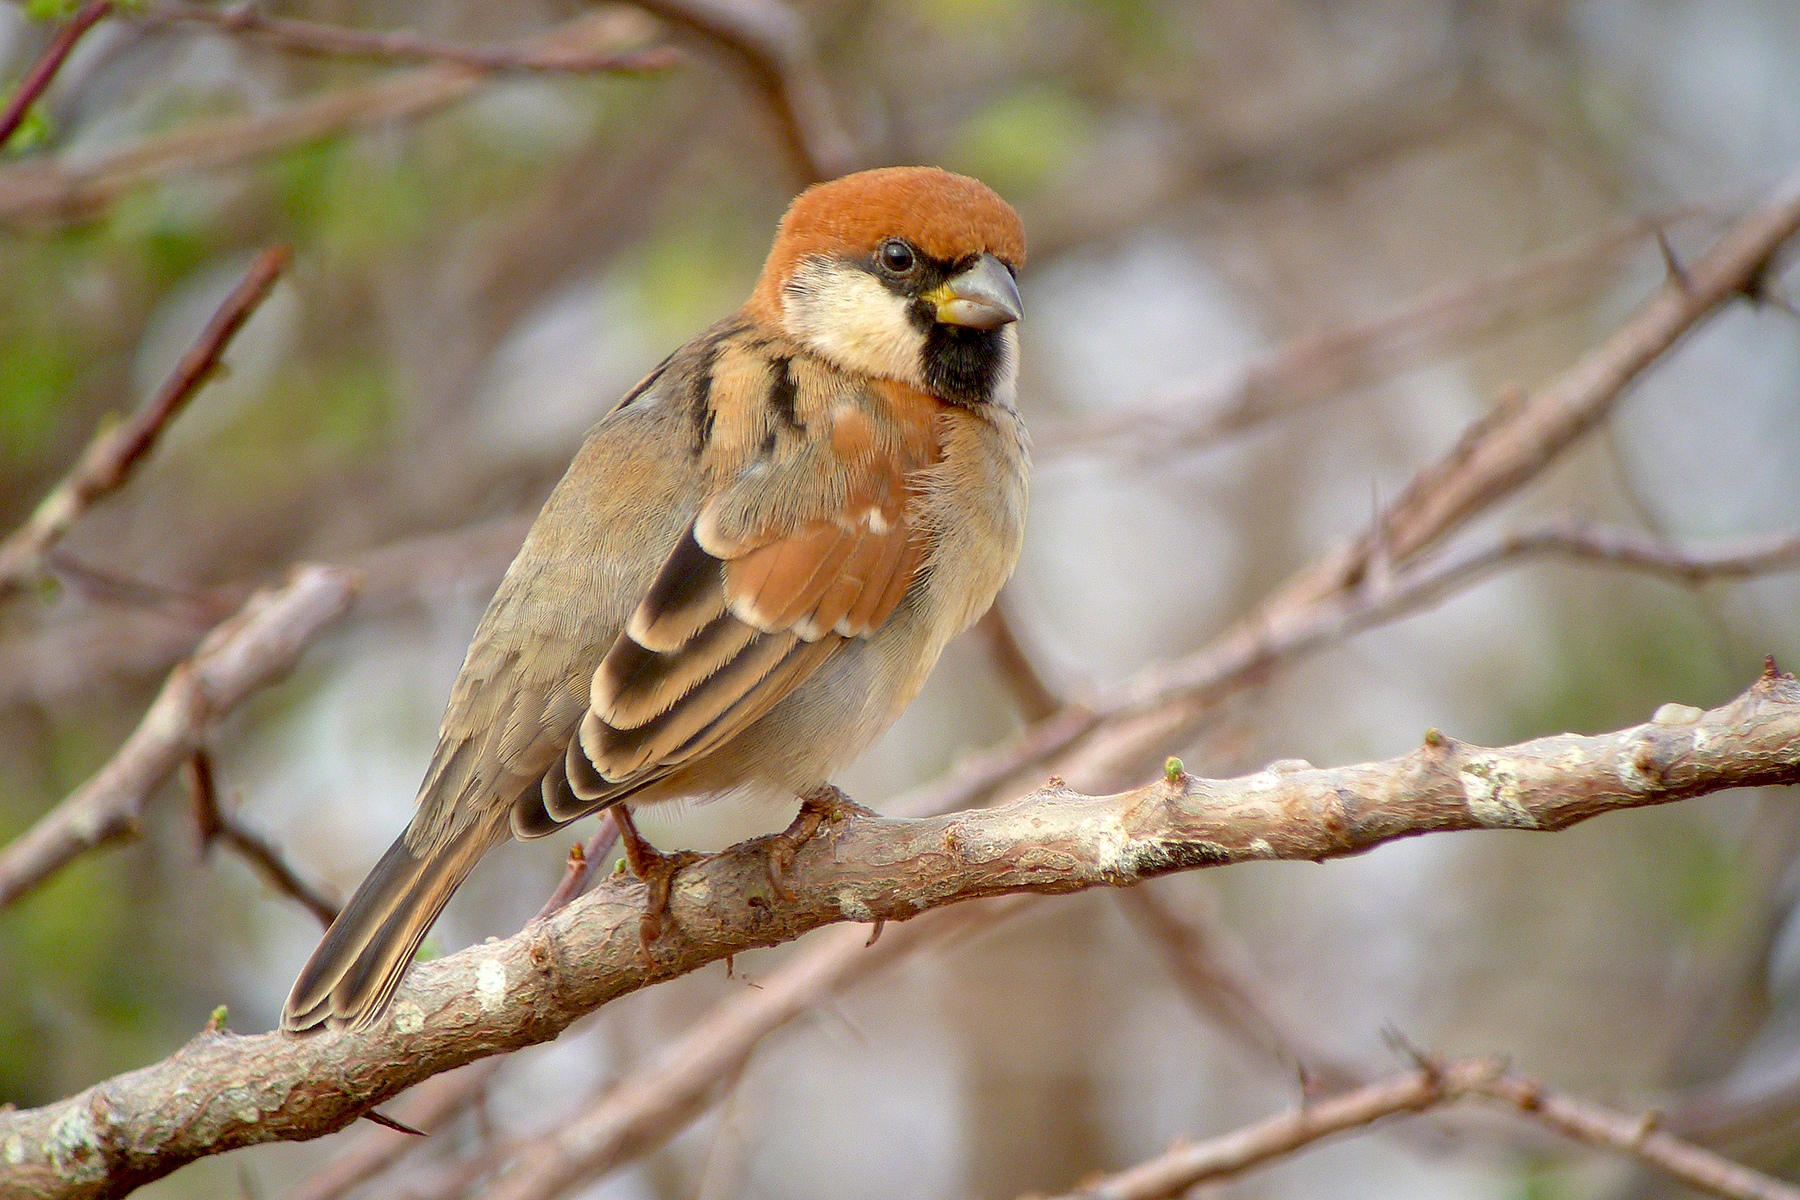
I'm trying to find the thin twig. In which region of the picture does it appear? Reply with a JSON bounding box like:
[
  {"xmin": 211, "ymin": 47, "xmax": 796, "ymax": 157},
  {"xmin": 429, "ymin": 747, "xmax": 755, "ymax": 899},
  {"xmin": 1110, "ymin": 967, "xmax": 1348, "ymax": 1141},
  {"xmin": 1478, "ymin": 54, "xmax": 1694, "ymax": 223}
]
[
  {"xmin": 531, "ymin": 812, "xmax": 621, "ymax": 922},
  {"xmin": 1113, "ymin": 519, "xmax": 1800, "ymax": 715},
  {"xmin": 132, "ymin": 2, "xmax": 680, "ymax": 74},
  {"xmin": 1041, "ymin": 1058, "xmax": 1800, "ymax": 1200},
  {"xmin": 1045, "ymin": 1058, "xmax": 1501, "ymax": 1200},
  {"xmin": 0, "ymin": 564, "xmax": 358, "ymax": 909},
  {"xmin": 1471, "ymin": 1071, "xmax": 1800, "ymax": 1200},
  {"xmin": 1288, "ymin": 177, "xmax": 1800, "ymax": 608},
  {"xmin": 0, "ymin": 12, "xmax": 668, "ymax": 226},
  {"xmin": 974, "ymin": 605, "xmax": 1063, "ymax": 722},
  {"xmin": 184, "ymin": 750, "xmax": 340, "ymax": 928},
  {"xmin": 1034, "ymin": 211, "xmax": 1691, "ymax": 464},
  {"xmin": 0, "ymin": 245, "xmax": 291, "ymax": 599},
  {"xmin": 0, "ymin": 0, "xmax": 111, "ymax": 152},
  {"xmin": 635, "ymin": 0, "xmax": 860, "ymax": 182},
  {"xmin": 1116, "ymin": 886, "xmax": 1363, "ymax": 1093},
  {"xmin": 0, "ymin": 516, "xmax": 530, "ymax": 709}
]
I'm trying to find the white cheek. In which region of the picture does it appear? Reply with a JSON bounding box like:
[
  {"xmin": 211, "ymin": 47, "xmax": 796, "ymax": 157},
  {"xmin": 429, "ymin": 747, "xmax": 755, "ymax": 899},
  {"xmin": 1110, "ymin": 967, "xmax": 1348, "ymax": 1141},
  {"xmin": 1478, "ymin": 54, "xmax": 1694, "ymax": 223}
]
[{"xmin": 783, "ymin": 263, "xmax": 925, "ymax": 384}]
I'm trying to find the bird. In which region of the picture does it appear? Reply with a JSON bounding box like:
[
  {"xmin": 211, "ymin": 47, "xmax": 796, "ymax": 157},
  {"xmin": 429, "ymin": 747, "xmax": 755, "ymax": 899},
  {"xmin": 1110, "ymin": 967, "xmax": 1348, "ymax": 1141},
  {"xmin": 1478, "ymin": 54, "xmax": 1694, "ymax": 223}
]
[{"xmin": 281, "ymin": 166, "xmax": 1029, "ymax": 1032}]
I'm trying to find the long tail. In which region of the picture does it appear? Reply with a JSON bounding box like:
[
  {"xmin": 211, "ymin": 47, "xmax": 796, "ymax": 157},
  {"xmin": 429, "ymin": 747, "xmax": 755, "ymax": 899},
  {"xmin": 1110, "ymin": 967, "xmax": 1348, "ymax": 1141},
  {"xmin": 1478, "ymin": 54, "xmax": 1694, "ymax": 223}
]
[{"xmin": 281, "ymin": 817, "xmax": 502, "ymax": 1032}]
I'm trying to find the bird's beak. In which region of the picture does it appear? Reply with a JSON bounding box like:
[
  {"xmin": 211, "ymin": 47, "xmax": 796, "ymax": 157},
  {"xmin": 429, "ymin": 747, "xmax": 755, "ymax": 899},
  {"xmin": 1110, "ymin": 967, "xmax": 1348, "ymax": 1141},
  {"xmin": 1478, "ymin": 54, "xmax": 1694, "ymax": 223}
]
[{"xmin": 928, "ymin": 253, "xmax": 1022, "ymax": 330}]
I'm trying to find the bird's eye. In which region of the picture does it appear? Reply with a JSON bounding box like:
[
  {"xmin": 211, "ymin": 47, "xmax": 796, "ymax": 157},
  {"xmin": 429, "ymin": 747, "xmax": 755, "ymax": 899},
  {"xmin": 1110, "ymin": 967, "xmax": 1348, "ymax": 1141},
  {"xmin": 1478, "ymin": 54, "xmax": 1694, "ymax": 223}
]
[{"xmin": 878, "ymin": 239, "xmax": 916, "ymax": 274}]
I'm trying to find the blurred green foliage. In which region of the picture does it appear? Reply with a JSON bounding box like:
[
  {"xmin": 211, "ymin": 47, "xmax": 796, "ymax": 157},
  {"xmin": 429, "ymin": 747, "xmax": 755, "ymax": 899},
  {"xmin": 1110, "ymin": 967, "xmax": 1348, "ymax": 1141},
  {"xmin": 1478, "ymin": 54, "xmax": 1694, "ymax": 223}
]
[
  {"xmin": 0, "ymin": 330, "xmax": 79, "ymax": 462},
  {"xmin": 0, "ymin": 101, "xmax": 52, "ymax": 156},
  {"xmin": 24, "ymin": 0, "xmax": 80, "ymax": 21},
  {"xmin": 952, "ymin": 84, "xmax": 1097, "ymax": 192}
]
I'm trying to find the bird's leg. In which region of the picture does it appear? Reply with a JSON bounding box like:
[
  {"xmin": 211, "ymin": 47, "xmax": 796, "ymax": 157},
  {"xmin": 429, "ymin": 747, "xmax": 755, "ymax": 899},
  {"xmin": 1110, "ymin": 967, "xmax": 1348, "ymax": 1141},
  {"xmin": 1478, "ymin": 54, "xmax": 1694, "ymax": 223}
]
[
  {"xmin": 610, "ymin": 804, "xmax": 701, "ymax": 948},
  {"xmin": 767, "ymin": 784, "xmax": 878, "ymax": 902}
]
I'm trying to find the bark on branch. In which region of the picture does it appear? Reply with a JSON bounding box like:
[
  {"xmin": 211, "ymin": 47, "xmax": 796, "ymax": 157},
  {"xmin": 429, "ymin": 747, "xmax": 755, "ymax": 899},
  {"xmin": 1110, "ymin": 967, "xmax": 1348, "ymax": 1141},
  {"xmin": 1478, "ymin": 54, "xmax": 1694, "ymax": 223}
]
[{"xmin": 2, "ymin": 666, "xmax": 1797, "ymax": 1199}]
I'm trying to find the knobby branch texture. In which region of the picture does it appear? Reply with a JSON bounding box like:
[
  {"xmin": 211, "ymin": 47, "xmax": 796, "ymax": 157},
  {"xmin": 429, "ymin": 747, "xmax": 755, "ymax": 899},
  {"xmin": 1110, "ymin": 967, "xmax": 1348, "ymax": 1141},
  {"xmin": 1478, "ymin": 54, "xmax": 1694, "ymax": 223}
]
[{"xmin": 3, "ymin": 667, "xmax": 1798, "ymax": 1199}]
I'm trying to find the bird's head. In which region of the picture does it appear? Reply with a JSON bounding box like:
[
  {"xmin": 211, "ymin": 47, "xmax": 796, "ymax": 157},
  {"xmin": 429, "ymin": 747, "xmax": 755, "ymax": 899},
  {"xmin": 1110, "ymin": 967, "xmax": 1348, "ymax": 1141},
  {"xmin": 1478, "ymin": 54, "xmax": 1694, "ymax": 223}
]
[{"xmin": 747, "ymin": 166, "xmax": 1026, "ymax": 407}]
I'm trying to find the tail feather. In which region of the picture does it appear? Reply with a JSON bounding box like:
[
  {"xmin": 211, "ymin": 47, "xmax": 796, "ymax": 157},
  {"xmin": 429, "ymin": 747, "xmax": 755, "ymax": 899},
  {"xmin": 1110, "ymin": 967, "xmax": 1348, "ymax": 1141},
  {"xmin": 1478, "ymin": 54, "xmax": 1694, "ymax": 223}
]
[{"xmin": 282, "ymin": 818, "xmax": 501, "ymax": 1032}]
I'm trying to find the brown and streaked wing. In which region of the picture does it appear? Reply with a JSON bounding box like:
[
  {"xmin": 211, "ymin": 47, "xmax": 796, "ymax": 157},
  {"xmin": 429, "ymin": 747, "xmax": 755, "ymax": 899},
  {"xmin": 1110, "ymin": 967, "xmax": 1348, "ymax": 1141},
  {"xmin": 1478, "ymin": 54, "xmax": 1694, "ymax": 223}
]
[{"xmin": 540, "ymin": 340, "xmax": 947, "ymax": 824}]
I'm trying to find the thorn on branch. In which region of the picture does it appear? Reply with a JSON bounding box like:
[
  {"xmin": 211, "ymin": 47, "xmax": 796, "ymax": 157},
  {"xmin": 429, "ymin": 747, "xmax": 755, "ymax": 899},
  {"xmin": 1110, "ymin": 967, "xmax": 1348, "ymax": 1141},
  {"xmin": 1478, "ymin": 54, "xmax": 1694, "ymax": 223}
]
[
  {"xmin": 361, "ymin": 1109, "xmax": 427, "ymax": 1137},
  {"xmin": 1656, "ymin": 227, "xmax": 1692, "ymax": 292},
  {"xmin": 1381, "ymin": 1025, "xmax": 1438, "ymax": 1079},
  {"xmin": 865, "ymin": 918, "xmax": 885, "ymax": 947},
  {"xmin": 1739, "ymin": 248, "xmax": 1800, "ymax": 319}
]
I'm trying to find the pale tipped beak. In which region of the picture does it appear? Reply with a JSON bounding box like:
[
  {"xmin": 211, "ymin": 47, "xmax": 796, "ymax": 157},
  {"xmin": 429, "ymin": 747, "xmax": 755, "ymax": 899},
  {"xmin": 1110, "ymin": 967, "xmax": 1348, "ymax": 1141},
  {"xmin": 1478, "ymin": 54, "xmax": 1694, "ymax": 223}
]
[{"xmin": 932, "ymin": 253, "xmax": 1022, "ymax": 330}]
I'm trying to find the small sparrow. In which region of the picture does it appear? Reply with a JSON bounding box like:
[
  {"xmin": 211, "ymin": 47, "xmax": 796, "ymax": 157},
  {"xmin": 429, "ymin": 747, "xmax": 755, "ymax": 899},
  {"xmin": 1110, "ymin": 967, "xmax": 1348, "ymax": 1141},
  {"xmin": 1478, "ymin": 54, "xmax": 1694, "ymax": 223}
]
[{"xmin": 283, "ymin": 166, "xmax": 1028, "ymax": 1032}]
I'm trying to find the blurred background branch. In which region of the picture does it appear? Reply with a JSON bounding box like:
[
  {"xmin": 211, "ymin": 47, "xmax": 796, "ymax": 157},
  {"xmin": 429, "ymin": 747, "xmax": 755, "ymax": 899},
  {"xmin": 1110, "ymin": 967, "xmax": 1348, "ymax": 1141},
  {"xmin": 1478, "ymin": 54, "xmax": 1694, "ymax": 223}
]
[
  {"xmin": 1049, "ymin": 1057, "xmax": 1800, "ymax": 1200},
  {"xmin": 0, "ymin": 242, "xmax": 289, "ymax": 599}
]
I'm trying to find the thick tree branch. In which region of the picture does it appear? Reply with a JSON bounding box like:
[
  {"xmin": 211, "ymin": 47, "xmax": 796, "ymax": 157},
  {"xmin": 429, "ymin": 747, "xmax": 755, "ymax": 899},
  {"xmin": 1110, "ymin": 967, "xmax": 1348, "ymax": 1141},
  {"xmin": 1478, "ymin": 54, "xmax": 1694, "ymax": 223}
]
[
  {"xmin": 0, "ymin": 564, "xmax": 358, "ymax": 909},
  {"xmin": 2, "ymin": 668, "xmax": 1797, "ymax": 1198},
  {"xmin": 0, "ymin": 244, "xmax": 291, "ymax": 599},
  {"xmin": 1045, "ymin": 1057, "xmax": 1800, "ymax": 1200}
]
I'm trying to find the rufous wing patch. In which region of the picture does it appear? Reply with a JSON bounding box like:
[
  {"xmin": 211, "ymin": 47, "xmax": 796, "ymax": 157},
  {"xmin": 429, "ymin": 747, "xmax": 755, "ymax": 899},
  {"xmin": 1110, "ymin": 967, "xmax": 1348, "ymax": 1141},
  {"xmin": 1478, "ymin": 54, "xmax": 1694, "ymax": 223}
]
[{"xmin": 558, "ymin": 364, "xmax": 947, "ymax": 816}]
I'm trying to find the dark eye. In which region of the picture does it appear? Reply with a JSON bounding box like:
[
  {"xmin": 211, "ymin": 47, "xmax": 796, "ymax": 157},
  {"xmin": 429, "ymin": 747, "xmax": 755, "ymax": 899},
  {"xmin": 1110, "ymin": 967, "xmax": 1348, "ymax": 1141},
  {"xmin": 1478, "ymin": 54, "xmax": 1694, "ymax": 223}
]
[{"xmin": 878, "ymin": 239, "xmax": 916, "ymax": 274}]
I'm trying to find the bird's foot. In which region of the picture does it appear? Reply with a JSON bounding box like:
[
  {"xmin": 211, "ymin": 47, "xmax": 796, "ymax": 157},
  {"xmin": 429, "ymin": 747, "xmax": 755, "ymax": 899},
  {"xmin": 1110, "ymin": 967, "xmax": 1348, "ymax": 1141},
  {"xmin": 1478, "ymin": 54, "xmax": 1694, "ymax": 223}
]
[
  {"xmin": 611, "ymin": 804, "xmax": 702, "ymax": 950},
  {"xmin": 767, "ymin": 785, "xmax": 877, "ymax": 902}
]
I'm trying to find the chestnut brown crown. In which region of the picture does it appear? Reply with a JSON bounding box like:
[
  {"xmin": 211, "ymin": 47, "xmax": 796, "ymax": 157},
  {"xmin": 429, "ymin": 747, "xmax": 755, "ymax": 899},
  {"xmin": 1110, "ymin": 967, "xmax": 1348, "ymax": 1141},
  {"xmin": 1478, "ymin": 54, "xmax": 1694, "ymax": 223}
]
[{"xmin": 747, "ymin": 166, "xmax": 1026, "ymax": 319}]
